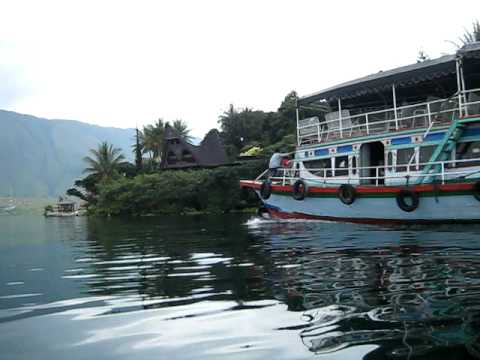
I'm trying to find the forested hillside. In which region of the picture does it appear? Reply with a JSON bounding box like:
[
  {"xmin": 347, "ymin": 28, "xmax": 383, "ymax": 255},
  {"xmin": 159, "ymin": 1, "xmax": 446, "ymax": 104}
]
[{"xmin": 0, "ymin": 110, "xmax": 134, "ymax": 197}]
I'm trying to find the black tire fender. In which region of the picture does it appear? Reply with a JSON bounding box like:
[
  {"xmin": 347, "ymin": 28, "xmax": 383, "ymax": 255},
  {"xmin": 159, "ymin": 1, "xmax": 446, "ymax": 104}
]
[
  {"xmin": 292, "ymin": 180, "xmax": 308, "ymax": 201},
  {"xmin": 260, "ymin": 180, "xmax": 272, "ymax": 200},
  {"xmin": 396, "ymin": 189, "xmax": 420, "ymax": 212},
  {"xmin": 473, "ymin": 181, "xmax": 480, "ymax": 202},
  {"xmin": 338, "ymin": 184, "xmax": 356, "ymax": 205}
]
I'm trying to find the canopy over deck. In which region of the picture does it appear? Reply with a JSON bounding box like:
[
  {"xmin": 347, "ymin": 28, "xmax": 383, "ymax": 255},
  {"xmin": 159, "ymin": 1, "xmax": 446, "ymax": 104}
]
[{"xmin": 299, "ymin": 44, "xmax": 480, "ymax": 107}]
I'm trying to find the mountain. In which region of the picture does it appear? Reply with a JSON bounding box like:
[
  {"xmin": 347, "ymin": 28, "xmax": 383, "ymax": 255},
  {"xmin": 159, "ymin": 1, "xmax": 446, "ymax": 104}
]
[{"xmin": 0, "ymin": 110, "xmax": 135, "ymax": 197}]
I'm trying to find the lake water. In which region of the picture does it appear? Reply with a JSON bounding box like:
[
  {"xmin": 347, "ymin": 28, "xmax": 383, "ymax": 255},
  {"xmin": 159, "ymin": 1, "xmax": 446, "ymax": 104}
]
[{"xmin": 1, "ymin": 214, "xmax": 479, "ymax": 360}]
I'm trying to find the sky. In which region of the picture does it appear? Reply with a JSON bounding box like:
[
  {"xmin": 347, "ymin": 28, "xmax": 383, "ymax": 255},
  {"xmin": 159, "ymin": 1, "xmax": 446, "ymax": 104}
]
[{"xmin": 1, "ymin": 0, "xmax": 479, "ymax": 138}]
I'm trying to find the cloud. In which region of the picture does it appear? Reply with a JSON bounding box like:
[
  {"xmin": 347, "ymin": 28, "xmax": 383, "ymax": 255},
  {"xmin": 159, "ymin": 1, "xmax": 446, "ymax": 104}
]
[
  {"xmin": 0, "ymin": 62, "xmax": 32, "ymax": 109},
  {"xmin": 0, "ymin": 1, "xmax": 479, "ymax": 137}
]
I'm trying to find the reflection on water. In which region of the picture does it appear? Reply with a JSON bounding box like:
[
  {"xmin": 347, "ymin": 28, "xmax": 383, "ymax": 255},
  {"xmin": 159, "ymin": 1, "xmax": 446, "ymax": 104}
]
[{"xmin": 0, "ymin": 215, "xmax": 479, "ymax": 359}]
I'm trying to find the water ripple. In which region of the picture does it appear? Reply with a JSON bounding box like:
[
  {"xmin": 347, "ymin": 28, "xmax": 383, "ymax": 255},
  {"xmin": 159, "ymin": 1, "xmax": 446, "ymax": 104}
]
[{"xmin": 1, "ymin": 215, "xmax": 480, "ymax": 359}]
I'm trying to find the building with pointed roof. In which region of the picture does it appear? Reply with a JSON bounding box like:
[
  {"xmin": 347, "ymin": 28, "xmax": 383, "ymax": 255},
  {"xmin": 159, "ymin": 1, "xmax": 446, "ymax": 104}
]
[{"xmin": 160, "ymin": 125, "xmax": 229, "ymax": 169}]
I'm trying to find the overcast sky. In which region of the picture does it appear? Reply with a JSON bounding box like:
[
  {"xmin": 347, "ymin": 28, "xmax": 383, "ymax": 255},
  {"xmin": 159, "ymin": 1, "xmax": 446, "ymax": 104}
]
[{"xmin": 1, "ymin": 0, "xmax": 479, "ymax": 138}]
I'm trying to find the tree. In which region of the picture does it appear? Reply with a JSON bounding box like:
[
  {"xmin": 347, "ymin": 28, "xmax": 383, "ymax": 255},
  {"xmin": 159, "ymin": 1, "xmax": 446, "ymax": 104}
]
[
  {"xmin": 172, "ymin": 119, "xmax": 192, "ymax": 142},
  {"xmin": 278, "ymin": 90, "xmax": 298, "ymax": 120},
  {"xmin": 459, "ymin": 20, "xmax": 480, "ymax": 46},
  {"xmin": 133, "ymin": 127, "xmax": 143, "ymax": 171},
  {"xmin": 449, "ymin": 20, "xmax": 480, "ymax": 48},
  {"xmin": 142, "ymin": 119, "xmax": 165, "ymax": 160},
  {"xmin": 66, "ymin": 173, "xmax": 101, "ymax": 203},
  {"xmin": 83, "ymin": 141, "xmax": 125, "ymax": 180},
  {"xmin": 218, "ymin": 104, "xmax": 265, "ymax": 152}
]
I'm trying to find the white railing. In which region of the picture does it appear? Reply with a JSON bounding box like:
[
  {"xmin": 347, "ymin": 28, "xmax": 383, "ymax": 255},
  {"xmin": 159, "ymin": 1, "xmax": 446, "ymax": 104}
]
[
  {"xmin": 463, "ymin": 88, "xmax": 480, "ymax": 117},
  {"xmin": 297, "ymin": 88, "xmax": 480, "ymax": 146},
  {"xmin": 261, "ymin": 157, "xmax": 480, "ymax": 187}
]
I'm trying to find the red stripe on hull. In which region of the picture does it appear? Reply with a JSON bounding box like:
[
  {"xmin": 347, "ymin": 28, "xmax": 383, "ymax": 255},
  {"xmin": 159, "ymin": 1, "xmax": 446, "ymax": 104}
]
[
  {"xmin": 240, "ymin": 180, "xmax": 476, "ymax": 195},
  {"xmin": 266, "ymin": 209, "xmax": 480, "ymax": 225},
  {"xmin": 267, "ymin": 209, "xmax": 406, "ymax": 224}
]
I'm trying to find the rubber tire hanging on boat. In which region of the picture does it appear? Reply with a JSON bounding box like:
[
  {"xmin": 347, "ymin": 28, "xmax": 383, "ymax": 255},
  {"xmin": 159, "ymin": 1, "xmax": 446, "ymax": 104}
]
[
  {"xmin": 396, "ymin": 189, "xmax": 420, "ymax": 212},
  {"xmin": 260, "ymin": 180, "xmax": 272, "ymax": 200},
  {"xmin": 338, "ymin": 184, "xmax": 356, "ymax": 205},
  {"xmin": 473, "ymin": 181, "xmax": 480, "ymax": 202},
  {"xmin": 292, "ymin": 180, "xmax": 307, "ymax": 201}
]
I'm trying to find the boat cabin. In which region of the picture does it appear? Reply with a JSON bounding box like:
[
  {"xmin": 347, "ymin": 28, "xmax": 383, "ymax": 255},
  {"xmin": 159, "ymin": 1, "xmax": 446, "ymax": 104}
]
[
  {"xmin": 291, "ymin": 43, "xmax": 480, "ymax": 186},
  {"xmin": 57, "ymin": 201, "xmax": 76, "ymax": 213}
]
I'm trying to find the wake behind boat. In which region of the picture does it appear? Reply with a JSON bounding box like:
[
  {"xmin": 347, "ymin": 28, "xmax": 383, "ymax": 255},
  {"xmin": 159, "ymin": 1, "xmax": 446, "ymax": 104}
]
[{"xmin": 241, "ymin": 43, "xmax": 480, "ymax": 223}]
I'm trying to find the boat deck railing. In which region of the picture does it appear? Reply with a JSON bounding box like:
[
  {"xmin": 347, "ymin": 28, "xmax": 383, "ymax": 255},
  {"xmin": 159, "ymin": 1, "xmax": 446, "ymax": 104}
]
[
  {"xmin": 297, "ymin": 88, "xmax": 480, "ymax": 146},
  {"xmin": 259, "ymin": 157, "xmax": 480, "ymax": 187}
]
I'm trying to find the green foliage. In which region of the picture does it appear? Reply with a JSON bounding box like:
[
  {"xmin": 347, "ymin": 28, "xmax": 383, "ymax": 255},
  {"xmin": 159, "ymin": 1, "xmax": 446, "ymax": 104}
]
[
  {"xmin": 92, "ymin": 161, "xmax": 265, "ymax": 216},
  {"xmin": 118, "ymin": 162, "xmax": 137, "ymax": 178},
  {"xmin": 134, "ymin": 128, "xmax": 143, "ymax": 171},
  {"xmin": 142, "ymin": 118, "xmax": 167, "ymax": 161},
  {"xmin": 171, "ymin": 119, "xmax": 192, "ymax": 142},
  {"xmin": 74, "ymin": 174, "xmax": 100, "ymax": 194},
  {"xmin": 138, "ymin": 118, "xmax": 192, "ymax": 168},
  {"xmin": 66, "ymin": 187, "xmax": 88, "ymax": 201},
  {"xmin": 83, "ymin": 141, "xmax": 126, "ymax": 180},
  {"xmin": 218, "ymin": 105, "xmax": 265, "ymax": 153},
  {"xmin": 218, "ymin": 91, "xmax": 298, "ymax": 159}
]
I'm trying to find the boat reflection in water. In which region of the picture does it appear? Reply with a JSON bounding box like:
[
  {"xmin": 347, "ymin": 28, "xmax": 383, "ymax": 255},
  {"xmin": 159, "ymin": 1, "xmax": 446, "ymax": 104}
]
[{"xmin": 246, "ymin": 219, "xmax": 480, "ymax": 358}]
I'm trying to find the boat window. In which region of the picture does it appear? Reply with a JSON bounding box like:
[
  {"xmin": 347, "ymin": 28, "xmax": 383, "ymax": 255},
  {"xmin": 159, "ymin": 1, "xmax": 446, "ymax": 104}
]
[
  {"xmin": 334, "ymin": 156, "xmax": 348, "ymax": 176},
  {"xmin": 303, "ymin": 158, "xmax": 332, "ymax": 177},
  {"xmin": 396, "ymin": 148, "xmax": 415, "ymax": 172},
  {"xmin": 387, "ymin": 151, "xmax": 394, "ymax": 172},
  {"xmin": 419, "ymin": 145, "xmax": 436, "ymax": 170},
  {"xmin": 351, "ymin": 156, "xmax": 357, "ymax": 175},
  {"xmin": 456, "ymin": 141, "xmax": 480, "ymax": 168}
]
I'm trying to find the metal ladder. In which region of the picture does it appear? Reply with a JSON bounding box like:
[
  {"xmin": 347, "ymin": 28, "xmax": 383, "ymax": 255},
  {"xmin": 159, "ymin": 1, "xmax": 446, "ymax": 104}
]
[{"xmin": 419, "ymin": 119, "xmax": 465, "ymax": 184}]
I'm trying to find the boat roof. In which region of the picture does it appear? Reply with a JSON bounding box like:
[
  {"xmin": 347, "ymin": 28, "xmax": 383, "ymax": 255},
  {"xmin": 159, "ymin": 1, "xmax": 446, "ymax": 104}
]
[{"xmin": 298, "ymin": 43, "xmax": 480, "ymax": 105}]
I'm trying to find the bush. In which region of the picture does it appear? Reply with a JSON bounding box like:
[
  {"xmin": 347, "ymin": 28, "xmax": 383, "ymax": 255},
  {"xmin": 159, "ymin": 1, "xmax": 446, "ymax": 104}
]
[{"xmin": 92, "ymin": 160, "xmax": 266, "ymax": 216}]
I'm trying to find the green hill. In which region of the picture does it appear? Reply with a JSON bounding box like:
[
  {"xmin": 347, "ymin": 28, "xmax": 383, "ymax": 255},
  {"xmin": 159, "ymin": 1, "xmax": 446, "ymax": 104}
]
[{"xmin": 0, "ymin": 110, "xmax": 134, "ymax": 197}]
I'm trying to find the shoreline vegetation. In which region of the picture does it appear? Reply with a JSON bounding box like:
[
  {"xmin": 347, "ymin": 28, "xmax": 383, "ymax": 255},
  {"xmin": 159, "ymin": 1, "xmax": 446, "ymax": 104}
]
[
  {"xmin": 93, "ymin": 161, "xmax": 266, "ymax": 216},
  {"xmin": 67, "ymin": 91, "xmax": 299, "ymax": 216}
]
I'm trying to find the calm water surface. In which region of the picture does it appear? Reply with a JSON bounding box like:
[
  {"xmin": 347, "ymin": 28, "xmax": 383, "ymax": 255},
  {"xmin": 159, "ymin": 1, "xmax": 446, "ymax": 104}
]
[{"xmin": 1, "ymin": 214, "xmax": 480, "ymax": 359}]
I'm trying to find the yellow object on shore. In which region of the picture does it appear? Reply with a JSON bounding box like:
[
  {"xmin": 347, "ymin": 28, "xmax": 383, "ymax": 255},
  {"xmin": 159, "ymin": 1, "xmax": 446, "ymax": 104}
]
[{"xmin": 240, "ymin": 146, "xmax": 263, "ymax": 157}]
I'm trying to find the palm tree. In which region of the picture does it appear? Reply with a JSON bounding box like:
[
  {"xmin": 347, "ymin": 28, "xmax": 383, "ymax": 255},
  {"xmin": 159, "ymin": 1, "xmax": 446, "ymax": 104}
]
[
  {"xmin": 142, "ymin": 118, "xmax": 165, "ymax": 160},
  {"xmin": 172, "ymin": 119, "xmax": 192, "ymax": 142},
  {"xmin": 132, "ymin": 127, "xmax": 144, "ymax": 171},
  {"xmin": 83, "ymin": 141, "xmax": 125, "ymax": 179},
  {"xmin": 449, "ymin": 20, "xmax": 480, "ymax": 48},
  {"xmin": 459, "ymin": 20, "xmax": 480, "ymax": 46}
]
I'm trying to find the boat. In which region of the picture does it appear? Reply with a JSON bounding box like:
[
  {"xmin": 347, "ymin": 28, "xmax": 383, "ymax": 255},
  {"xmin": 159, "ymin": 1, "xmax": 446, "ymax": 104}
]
[
  {"xmin": 240, "ymin": 43, "xmax": 480, "ymax": 223},
  {"xmin": 44, "ymin": 200, "xmax": 82, "ymax": 217}
]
